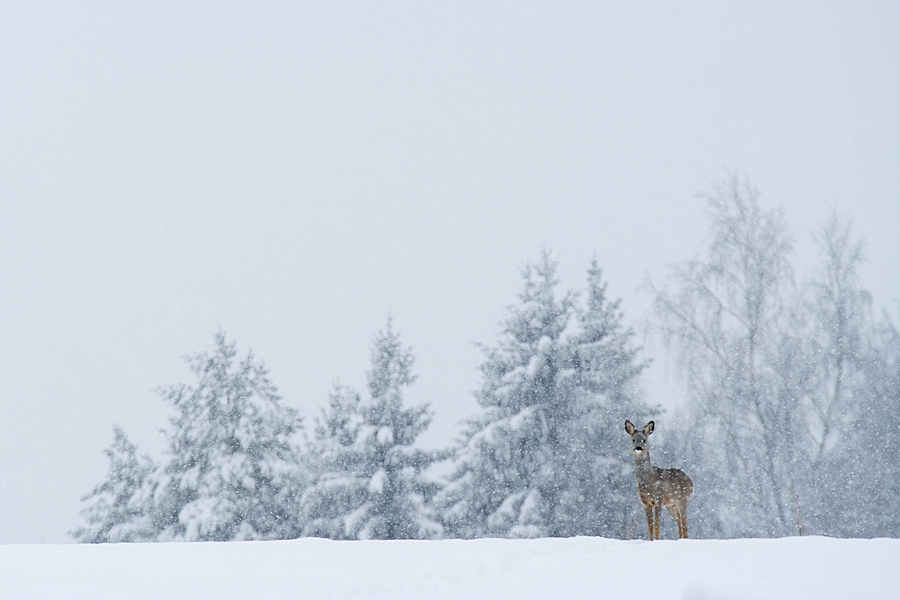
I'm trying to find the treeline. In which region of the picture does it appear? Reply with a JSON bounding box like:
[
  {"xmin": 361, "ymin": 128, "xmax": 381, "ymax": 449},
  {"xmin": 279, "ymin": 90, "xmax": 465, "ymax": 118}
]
[{"xmin": 73, "ymin": 175, "xmax": 900, "ymax": 542}]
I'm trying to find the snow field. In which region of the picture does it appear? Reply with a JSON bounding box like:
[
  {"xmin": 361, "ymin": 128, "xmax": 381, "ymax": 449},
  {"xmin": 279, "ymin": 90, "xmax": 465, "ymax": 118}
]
[{"xmin": 1, "ymin": 535, "xmax": 896, "ymax": 600}]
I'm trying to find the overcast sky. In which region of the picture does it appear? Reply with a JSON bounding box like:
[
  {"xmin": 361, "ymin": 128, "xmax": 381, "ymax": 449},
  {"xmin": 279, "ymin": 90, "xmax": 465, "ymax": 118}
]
[{"xmin": 1, "ymin": 2, "xmax": 897, "ymax": 544}]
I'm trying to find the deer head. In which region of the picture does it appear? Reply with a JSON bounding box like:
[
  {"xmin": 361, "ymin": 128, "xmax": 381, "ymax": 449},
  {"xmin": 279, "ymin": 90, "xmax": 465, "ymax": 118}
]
[{"xmin": 625, "ymin": 419, "xmax": 654, "ymax": 456}]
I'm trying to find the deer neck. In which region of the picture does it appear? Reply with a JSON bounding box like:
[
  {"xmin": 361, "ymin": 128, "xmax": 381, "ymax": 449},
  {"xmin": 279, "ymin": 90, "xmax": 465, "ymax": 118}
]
[{"xmin": 633, "ymin": 450, "xmax": 656, "ymax": 478}]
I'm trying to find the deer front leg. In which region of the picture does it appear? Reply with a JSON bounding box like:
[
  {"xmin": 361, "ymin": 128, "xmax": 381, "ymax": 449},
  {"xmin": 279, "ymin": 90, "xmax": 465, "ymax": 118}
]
[
  {"xmin": 654, "ymin": 505, "xmax": 661, "ymax": 540},
  {"xmin": 644, "ymin": 505, "xmax": 654, "ymax": 540}
]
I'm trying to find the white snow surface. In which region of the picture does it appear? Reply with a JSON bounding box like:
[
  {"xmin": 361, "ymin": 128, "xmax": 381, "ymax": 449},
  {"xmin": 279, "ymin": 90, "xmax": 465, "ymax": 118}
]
[{"xmin": 1, "ymin": 536, "xmax": 896, "ymax": 599}]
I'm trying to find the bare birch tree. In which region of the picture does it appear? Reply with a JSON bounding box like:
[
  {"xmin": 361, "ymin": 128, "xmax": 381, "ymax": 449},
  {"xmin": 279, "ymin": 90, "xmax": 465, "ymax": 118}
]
[{"xmin": 651, "ymin": 174, "xmax": 798, "ymax": 537}]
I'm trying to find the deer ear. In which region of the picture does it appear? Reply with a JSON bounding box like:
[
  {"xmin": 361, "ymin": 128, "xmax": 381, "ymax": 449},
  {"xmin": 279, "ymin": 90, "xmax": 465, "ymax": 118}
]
[
  {"xmin": 644, "ymin": 421, "xmax": 655, "ymax": 436},
  {"xmin": 625, "ymin": 420, "xmax": 635, "ymax": 435}
]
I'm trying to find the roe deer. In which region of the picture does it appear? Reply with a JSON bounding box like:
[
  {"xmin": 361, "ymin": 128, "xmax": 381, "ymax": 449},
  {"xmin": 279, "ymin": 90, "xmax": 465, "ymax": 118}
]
[{"xmin": 624, "ymin": 420, "xmax": 693, "ymax": 540}]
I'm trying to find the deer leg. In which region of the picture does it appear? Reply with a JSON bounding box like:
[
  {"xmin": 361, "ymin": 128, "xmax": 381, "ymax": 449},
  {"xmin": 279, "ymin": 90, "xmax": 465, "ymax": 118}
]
[
  {"xmin": 653, "ymin": 505, "xmax": 661, "ymax": 540},
  {"xmin": 679, "ymin": 498, "xmax": 689, "ymax": 539},
  {"xmin": 644, "ymin": 505, "xmax": 654, "ymax": 540},
  {"xmin": 666, "ymin": 505, "xmax": 680, "ymax": 538}
]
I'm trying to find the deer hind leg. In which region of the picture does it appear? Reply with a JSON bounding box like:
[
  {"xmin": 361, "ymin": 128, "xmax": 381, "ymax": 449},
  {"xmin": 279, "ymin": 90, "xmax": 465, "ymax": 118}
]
[
  {"xmin": 644, "ymin": 505, "xmax": 654, "ymax": 540},
  {"xmin": 666, "ymin": 499, "xmax": 687, "ymax": 539},
  {"xmin": 666, "ymin": 504, "xmax": 681, "ymax": 538},
  {"xmin": 678, "ymin": 498, "xmax": 689, "ymax": 539}
]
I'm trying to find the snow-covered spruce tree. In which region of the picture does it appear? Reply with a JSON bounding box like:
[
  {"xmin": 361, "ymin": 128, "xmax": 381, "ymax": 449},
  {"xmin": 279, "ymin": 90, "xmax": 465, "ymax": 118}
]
[
  {"xmin": 563, "ymin": 259, "xmax": 651, "ymax": 536},
  {"xmin": 300, "ymin": 383, "xmax": 366, "ymax": 539},
  {"xmin": 440, "ymin": 250, "xmax": 649, "ymax": 539},
  {"xmin": 71, "ymin": 426, "xmax": 159, "ymax": 543},
  {"xmin": 152, "ymin": 332, "xmax": 305, "ymax": 541},
  {"xmin": 301, "ymin": 318, "xmax": 445, "ymax": 540}
]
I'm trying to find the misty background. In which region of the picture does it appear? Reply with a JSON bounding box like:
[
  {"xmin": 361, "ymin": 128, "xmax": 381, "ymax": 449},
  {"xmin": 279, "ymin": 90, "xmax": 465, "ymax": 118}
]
[{"xmin": 1, "ymin": 2, "xmax": 897, "ymax": 543}]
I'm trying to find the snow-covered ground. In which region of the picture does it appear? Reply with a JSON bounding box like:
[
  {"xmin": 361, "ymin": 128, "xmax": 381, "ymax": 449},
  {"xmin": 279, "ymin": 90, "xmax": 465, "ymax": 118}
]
[{"xmin": 1, "ymin": 536, "xmax": 896, "ymax": 599}]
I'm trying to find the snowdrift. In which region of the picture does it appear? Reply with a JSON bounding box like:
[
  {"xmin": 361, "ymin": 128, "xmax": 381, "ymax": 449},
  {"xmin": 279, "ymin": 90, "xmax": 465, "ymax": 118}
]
[{"xmin": 1, "ymin": 536, "xmax": 896, "ymax": 599}]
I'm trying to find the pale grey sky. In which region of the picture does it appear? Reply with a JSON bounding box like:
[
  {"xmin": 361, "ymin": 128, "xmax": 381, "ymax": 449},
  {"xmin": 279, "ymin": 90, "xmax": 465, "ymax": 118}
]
[{"xmin": 1, "ymin": 2, "xmax": 897, "ymax": 543}]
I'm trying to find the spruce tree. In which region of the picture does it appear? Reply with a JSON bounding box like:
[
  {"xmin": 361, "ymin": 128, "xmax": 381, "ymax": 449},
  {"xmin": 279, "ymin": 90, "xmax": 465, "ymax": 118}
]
[
  {"xmin": 302, "ymin": 318, "xmax": 444, "ymax": 539},
  {"xmin": 71, "ymin": 426, "xmax": 158, "ymax": 543},
  {"xmin": 555, "ymin": 259, "xmax": 649, "ymax": 536},
  {"xmin": 153, "ymin": 332, "xmax": 304, "ymax": 541},
  {"xmin": 441, "ymin": 250, "xmax": 648, "ymax": 538},
  {"xmin": 301, "ymin": 383, "xmax": 367, "ymax": 539}
]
